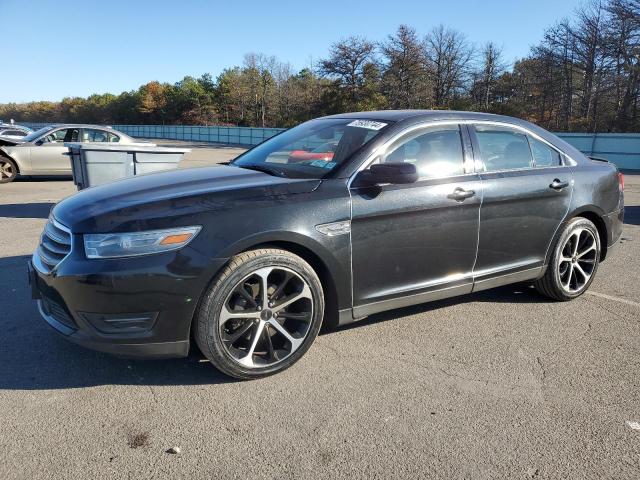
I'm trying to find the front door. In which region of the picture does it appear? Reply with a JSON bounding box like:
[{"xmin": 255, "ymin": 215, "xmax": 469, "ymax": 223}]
[
  {"xmin": 469, "ymin": 124, "xmax": 573, "ymax": 288},
  {"xmin": 350, "ymin": 124, "xmax": 482, "ymax": 317},
  {"xmin": 30, "ymin": 127, "xmax": 79, "ymax": 173}
]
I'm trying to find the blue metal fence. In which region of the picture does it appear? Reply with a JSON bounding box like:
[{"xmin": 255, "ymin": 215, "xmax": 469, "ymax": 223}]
[
  {"xmin": 554, "ymin": 133, "xmax": 640, "ymax": 170},
  {"xmin": 113, "ymin": 124, "xmax": 285, "ymax": 146},
  {"xmin": 16, "ymin": 122, "xmax": 640, "ymax": 170}
]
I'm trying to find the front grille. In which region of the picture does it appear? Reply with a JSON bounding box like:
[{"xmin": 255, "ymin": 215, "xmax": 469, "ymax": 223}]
[
  {"xmin": 41, "ymin": 296, "xmax": 76, "ymax": 329},
  {"xmin": 37, "ymin": 219, "xmax": 72, "ymax": 273}
]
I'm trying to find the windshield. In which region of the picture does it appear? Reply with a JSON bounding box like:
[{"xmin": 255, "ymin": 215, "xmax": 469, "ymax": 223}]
[
  {"xmin": 22, "ymin": 126, "xmax": 55, "ymax": 142},
  {"xmin": 232, "ymin": 118, "xmax": 392, "ymax": 179}
]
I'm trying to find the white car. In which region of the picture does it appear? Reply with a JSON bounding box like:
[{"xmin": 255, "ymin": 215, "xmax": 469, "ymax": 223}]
[
  {"xmin": 0, "ymin": 125, "xmax": 32, "ymax": 140},
  {"xmin": 0, "ymin": 124, "xmax": 136, "ymax": 183}
]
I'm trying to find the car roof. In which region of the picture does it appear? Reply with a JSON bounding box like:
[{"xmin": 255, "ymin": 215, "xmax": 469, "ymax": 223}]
[
  {"xmin": 323, "ymin": 109, "xmax": 539, "ymax": 126},
  {"xmin": 324, "ymin": 109, "xmax": 588, "ymax": 165},
  {"xmin": 42, "ymin": 124, "xmax": 119, "ymax": 130},
  {"xmin": 31, "ymin": 124, "xmax": 135, "ymax": 140},
  {"xmin": 0, "ymin": 124, "xmax": 31, "ymax": 131}
]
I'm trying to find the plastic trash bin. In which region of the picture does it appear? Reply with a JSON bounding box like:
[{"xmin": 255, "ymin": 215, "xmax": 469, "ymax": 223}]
[{"xmin": 65, "ymin": 143, "xmax": 190, "ymax": 190}]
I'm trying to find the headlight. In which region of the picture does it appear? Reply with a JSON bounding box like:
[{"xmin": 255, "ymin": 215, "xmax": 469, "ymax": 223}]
[{"xmin": 84, "ymin": 226, "xmax": 201, "ymax": 259}]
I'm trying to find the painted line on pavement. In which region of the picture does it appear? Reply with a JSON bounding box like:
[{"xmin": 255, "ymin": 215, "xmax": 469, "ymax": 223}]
[{"xmin": 587, "ymin": 290, "xmax": 640, "ymax": 309}]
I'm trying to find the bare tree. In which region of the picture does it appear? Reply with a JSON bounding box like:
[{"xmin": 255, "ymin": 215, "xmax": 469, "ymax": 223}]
[
  {"xmin": 472, "ymin": 42, "xmax": 507, "ymax": 110},
  {"xmin": 319, "ymin": 36, "xmax": 377, "ymax": 106},
  {"xmin": 380, "ymin": 25, "xmax": 430, "ymax": 108},
  {"xmin": 534, "ymin": 20, "xmax": 576, "ymax": 130},
  {"xmin": 605, "ymin": 0, "xmax": 640, "ymax": 130},
  {"xmin": 424, "ymin": 25, "xmax": 475, "ymax": 107},
  {"xmin": 572, "ymin": 0, "xmax": 611, "ymax": 130}
]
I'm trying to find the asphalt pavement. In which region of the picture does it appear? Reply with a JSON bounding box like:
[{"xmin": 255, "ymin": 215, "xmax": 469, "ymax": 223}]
[{"xmin": 0, "ymin": 148, "xmax": 638, "ymax": 479}]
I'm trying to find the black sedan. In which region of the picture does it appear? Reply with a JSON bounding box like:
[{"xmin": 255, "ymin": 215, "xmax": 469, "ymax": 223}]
[{"xmin": 30, "ymin": 111, "xmax": 624, "ymax": 379}]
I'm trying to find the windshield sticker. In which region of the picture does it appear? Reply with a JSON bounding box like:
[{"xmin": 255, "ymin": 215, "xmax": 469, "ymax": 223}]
[
  {"xmin": 347, "ymin": 120, "xmax": 387, "ymax": 131},
  {"xmin": 309, "ymin": 160, "xmax": 335, "ymax": 168}
]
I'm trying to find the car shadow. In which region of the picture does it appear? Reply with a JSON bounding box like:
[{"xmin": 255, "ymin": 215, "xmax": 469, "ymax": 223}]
[
  {"xmin": 0, "ymin": 254, "xmax": 232, "ymax": 390},
  {"xmin": 624, "ymin": 205, "xmax": 639, "ymax": 226},
  {"xmin": 14, "ymin": 175, "xmax": 73, "ymax": 182},
  {"xmin": 0, "ymin": 253, "xmax": 557, "ymax": 390},
  {"xmin": 330, "ymin": 283, "xmax": 551, "ymax": 334},
  {"xmin": 0, "ymin": 202, "xmax": 55, "ymax": 219}
]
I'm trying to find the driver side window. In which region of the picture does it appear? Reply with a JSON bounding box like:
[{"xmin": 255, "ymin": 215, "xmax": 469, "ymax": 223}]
[
  {"xmin": 42, "ymin": 128, "xmax": 79, "ymax": 144},
  {"xmin": 43, "ymin": 129, "xmax": 65, "ymax": 143},
  {"xmin": 380, "ymin": 125, "xmax": 465, "ymax": 178}
]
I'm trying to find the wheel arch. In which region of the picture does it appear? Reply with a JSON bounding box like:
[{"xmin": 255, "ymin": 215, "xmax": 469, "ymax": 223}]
[
  {"xmin": 566, "ymin": 205, "xmax": 609, "ymax": 262},
  {"xmin": 247, "ymin": 240, "xmax": 341, "ymax": 331},
  {"xmin": 200, "ymin": 231, "xmax": 348, "ymax": 334},
  {"xmin": 0, "ymin": 150, "xmax": 20, "ymax": 174}
]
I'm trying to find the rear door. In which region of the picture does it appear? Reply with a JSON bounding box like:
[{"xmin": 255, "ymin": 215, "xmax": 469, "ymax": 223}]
[
  {"xmin": 469, "ymin": 124, "xmax": 573, "ymax": 289},
  {"xmin": 30, "ymin": 128, "xmax": 79, "ymax": 173}
]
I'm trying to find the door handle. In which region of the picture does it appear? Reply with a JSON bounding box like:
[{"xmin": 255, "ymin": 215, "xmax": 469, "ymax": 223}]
[
  {"xmin": 549, "ymin": 179, "xmax": 569, "ymax": 190},
  {"xmin": 448, "ymin": 187, "xmax": 475, "ymax": 201}
]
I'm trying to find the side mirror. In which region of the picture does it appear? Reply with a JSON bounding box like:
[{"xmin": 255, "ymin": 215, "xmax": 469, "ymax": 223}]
[
  {"xmin": 357, "ymin": 162, "xmax": 418, "ymax": 186},
  {"xmin": 35, "ymin": 139, "xmax": 44, "ymax": 146}
]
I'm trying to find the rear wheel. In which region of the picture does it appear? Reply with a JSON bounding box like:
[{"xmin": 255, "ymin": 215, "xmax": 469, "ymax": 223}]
[
  {"xmin": 0, "ymin": 157, "xmax": 17, "ymax": 183},
  {"xmin": 195, "ymin": 248, "xmax": 324, "ymax": 379},
  {"xmin": 535, "ymin": 217, "xmax": 601, "ymax": 301}
]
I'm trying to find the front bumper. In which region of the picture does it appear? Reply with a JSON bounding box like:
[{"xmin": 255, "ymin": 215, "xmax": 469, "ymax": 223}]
[
  {"xmin": 36, "ymin": 299, "xmax": 189, "ymax": 357},
  {"xmin": 29, "ymin": 244, "xmax": 228, "ymax": 359}
]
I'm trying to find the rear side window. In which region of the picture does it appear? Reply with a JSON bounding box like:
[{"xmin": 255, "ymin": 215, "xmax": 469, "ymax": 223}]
[
  {"xmin": 381, "ymin": 126, "xmax": 465, "ymax": 178},
  {"xmin": 474, "ymin": 125, "xmax": 533, "ymax": 171},
  {"xmin": 528, "ymin": 137, "xmax": 562, "ymax": 167},
  {"xmin": 82, "ymin": 129, "xmax": 109, "ymax": 142},
  {"xmin": 107, "ymin": 132, "xmax": 120, "ymax": 142}
]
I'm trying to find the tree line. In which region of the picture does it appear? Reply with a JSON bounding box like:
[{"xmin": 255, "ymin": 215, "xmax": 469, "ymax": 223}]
[{"xmin": 2, "ymin": 0, "xmax": 639, "ymax": 132}]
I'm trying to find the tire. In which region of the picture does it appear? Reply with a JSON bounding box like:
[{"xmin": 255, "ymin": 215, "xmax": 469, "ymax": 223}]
[
  {"xmin": 535, "ymin": 217, "xmax": 601, "ymax": 301},
  {"xmin": 195, "ymin": 248, "xmax": 324, "ymax": 379},
  {"xmin": 0, "ymin": 157, "xmax": 18, "ymax": 183}
]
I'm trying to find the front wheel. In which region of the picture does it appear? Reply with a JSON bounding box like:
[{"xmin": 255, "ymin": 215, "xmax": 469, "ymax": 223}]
[
  {"xmin": 0, "ymin": 157, "xmax": 18, "ymax": 183},
  {"xmin": 535, "ymin": 217, "xmax": 601, "ymax": 301},
  {"xmin": 195, "ymin": 248, "xmax": 324, "ymax": 379}
]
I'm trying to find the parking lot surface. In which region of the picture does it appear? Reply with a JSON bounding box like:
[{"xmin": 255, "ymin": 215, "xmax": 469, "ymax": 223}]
[{"xmin": 0, "ymin": 148, "xmax": 639, "ymax": 479}]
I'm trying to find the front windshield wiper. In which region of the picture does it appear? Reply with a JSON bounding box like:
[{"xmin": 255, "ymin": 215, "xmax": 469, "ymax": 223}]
[{"xmin": 237, "ymin": 164, "xmax": 288, "ymax": 178}]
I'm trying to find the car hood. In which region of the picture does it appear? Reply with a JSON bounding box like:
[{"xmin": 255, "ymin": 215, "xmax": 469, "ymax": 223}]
[{"xmin": 52, "ymin": 165, "xmax": 321, "ymax": 232}]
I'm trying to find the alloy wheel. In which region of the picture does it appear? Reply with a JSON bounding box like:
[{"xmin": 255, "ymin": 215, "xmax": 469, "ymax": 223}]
[
  {"xmin": 218, "ymin": 266, "xmax": 314, "ymax": 368},
  {"xmin": 557, "ymin": 227, "xmax": 598, "ymax": 294},
  {"xmin": 0, "ymin": 160, "xmax": 14, "ymax": 181}
]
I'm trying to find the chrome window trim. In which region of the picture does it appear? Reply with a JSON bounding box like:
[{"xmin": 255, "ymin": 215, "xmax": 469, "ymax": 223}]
[
  {"xmin": 348, "ymin": 121, "xmax": 469, "ymax": 188},
  {"xmin": 470, "ymin": 122, "xmax": 570, "ymax": 172},
  {"xmin": 348, "ymin": 119, "xmax": 576, "ymax": 188}
]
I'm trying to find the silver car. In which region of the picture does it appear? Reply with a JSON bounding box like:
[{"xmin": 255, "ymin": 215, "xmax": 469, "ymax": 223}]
[
  {"xmin": 0, "ymin": 124, "xmax": 136, "ymax": 183},
  {"xmin": 0, "ymin": 124, "xmax": 32, "ymax": 140}
]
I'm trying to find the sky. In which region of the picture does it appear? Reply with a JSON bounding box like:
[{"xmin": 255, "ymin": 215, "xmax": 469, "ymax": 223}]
[{"xmin": 0, "ymin": 0, "xmax": 585, "ymax": 103}]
